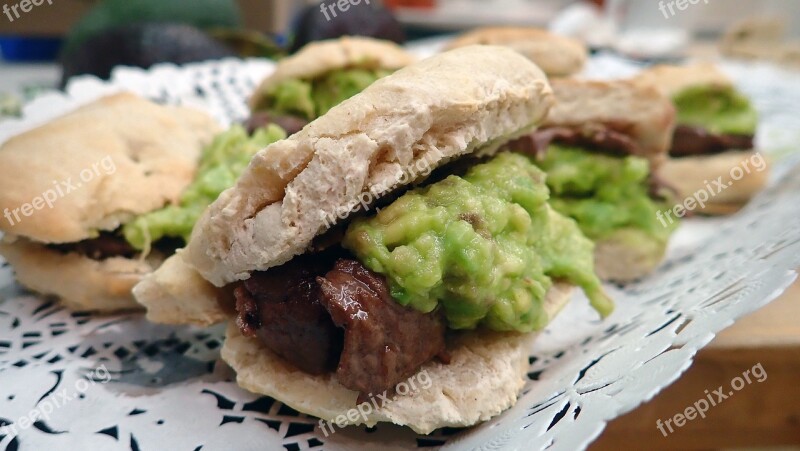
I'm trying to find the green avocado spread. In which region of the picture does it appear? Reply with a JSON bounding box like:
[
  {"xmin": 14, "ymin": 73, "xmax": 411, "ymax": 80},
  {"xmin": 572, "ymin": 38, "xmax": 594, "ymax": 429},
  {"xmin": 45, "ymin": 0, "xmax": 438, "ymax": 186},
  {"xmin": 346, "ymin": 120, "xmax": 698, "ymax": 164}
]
[
  {"xmin": 123, "ymin": 124, "xmax": 286, "ymax": 250},
  {"xmin": 343, "ymin": 152, "xmax": 613, "ymax": 333},
  {"xmin": 534, "ymin": 145, "xmax": 677, "ymax": 245},
  {"xmin": 253, "ymin": 68, "xmax": 394, "ymax": 120},
  {"xmin": 672, "ymin": 85, "xmax": 758, "ymax": 136}
]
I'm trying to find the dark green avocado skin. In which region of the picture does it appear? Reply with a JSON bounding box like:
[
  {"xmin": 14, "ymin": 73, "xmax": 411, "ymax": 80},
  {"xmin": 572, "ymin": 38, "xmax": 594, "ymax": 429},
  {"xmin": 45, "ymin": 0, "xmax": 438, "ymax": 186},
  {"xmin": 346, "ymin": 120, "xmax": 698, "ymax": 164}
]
[
  {"xmin": 61, "ymin": 23, "xmax": 236, "ymax": 87},
  {"xmin": 290, "ymin": 2, "xmax": 405, "ymax": 53},
  {"xmin": 62, "ymin": 0, "xmax": 242, "ymax": 56}
]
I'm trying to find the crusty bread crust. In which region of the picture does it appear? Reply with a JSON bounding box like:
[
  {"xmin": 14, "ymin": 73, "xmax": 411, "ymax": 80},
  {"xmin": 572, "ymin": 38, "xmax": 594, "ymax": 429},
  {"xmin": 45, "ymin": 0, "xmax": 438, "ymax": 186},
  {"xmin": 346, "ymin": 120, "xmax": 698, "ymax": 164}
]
[
  {"xmin": 133, "ymin": 252, "xmax": 229, "ymax": 326},
  {"xmin": 656, "ymin": 150, "xmax": 769, "ymax": 214},
  {"xmin": 249, "ymin": 36, "xmax": 415, "ymax": 109},
  {"xmin": 0, "ymin": 236, "xmax": 155, "ymax": 312},
  {"xmin": 221, "ymin": 282, "xmax": 573, "ymax": 435},
  {"xmin": 445, "ymin": 27, "xmax": 586, "ymax": 77},
  {"xmin": 185, "ymin": 46, "xmax": 554, "ymax": 287},
  {"xmin": 633, "ymin": 63, "xmax": 733, "ymax": 98},
  {"xmin": 545, "ymin": 79, "xmax": 676, "ymax": 169},
  {"xmin": 594, "ymin": 229, "xmax": 668, "ymax": 283},
  {"xmin": 0, "ymin": 93, "xmax": 220, "ymax": 244}
]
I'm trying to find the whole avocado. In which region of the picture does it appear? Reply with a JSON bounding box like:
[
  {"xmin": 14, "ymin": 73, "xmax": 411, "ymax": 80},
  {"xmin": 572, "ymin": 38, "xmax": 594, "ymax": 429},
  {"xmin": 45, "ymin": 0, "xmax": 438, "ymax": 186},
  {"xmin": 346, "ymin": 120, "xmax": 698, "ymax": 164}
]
[
  {"xmin": 290, "ymin": 2, "xmax": 405, "ymax": 53},
  {"xmin": 63, "ymin": 0, "xmax": 242, "ymax": 56},
  {"xmin": 61, "ymin": 23, "xmax": 236, "ymax": 86}
]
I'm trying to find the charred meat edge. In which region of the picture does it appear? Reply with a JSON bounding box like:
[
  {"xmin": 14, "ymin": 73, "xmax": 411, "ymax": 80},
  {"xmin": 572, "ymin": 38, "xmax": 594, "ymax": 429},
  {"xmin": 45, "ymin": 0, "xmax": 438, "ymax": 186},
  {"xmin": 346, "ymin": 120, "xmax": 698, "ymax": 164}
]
[{"xmin": 234, "ymin": 251, "xmax": 447, "ymax": 399}]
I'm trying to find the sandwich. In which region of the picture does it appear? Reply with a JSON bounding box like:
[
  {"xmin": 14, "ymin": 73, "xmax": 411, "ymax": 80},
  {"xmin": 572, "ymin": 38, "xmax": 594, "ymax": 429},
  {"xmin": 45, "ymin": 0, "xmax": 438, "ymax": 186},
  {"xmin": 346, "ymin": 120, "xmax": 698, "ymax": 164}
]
[
  {"xmin": 0, "ymin": 38, "xmax": 413, "ymax": 313},
  {"xmin": 634, "ymin": 64, "xmax": 768, "ymax": 214},
  {"xmin": 0, "ymin": 93, "xmax": 221, "ymax": 311},
  {"xmin": 445, "ymin": 27, "xmax": 587, "ymax": 77},
  {"xmin": 505, "ymin": 79, "xmax": 679, "ymax": 282},
  {"xmin": 719, "ymin": 17, "xmax": 800, "ymax": 66},
  {"xmin": 134, "ymin": 46, "xmax": 614, "ymax": 434},
  {"xmin": 247, "ymin": 36, "xmax": 416, "ymax": 134},
  {"xmin": 129, "ymin": 38, "xmax": 414, "ymax": 324}
]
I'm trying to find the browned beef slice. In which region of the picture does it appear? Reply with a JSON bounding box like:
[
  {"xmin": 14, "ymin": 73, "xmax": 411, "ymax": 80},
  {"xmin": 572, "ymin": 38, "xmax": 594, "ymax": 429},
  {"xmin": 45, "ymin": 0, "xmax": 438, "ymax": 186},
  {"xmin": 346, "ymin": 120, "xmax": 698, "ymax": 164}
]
[
  {"xmin": 508, "ymin": 125, "xmax": 681, "ymax": 200},
  {"xmin": 317, "ymin": 259, "xmax": 447, "ymax": 396},
  {"xmin": 233, "ymin": 254, "xmax": 344, "ymax": 375},
  {"xmin": 509, "ymin": 126, "xmax": 643, "ymax": 160},
  {"xmin": 244, "ymin": 111, "xmax": 309, "ymax": 136},
  {"xmin": 670, "ymin": 125, "xmax": 754, "ymax": 157},
  {"xmin": 49, "ymin": 232, "xmax": 137, "ymax": 260}
]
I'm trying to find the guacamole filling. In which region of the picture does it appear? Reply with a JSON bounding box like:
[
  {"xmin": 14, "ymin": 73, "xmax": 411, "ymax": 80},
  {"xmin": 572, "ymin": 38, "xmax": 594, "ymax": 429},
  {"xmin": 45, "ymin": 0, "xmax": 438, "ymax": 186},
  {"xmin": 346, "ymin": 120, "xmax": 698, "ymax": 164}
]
[
  {"xmin": 123, "ymin": 124, "xmax": 286, "ymax": 251},
  {"xmin": 252, "ymin": 68, "xmax": 394, "ymax": 121},
  {"xmin": 344, "ymin": 152, "xmax": 613, "ymax": 332},
  {"xmin": 532, "ymin": 145, "xmax": 677, "ymax": 245},
  {"xmin": 233, "ymin": 152, "xmax": 613, "ymax": 396},
  {"xmin": 670, "ymin": 85, "xmax": 757, "ymax": 157}
]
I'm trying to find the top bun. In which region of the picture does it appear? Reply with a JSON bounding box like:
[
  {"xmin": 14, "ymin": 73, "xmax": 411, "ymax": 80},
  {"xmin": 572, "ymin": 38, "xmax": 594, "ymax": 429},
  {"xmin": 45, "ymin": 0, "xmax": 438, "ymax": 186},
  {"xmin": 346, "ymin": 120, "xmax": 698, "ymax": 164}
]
[
  {"xmin": 249, "ymin": 36, "xmax": 416, "ymax": 109},
  {"xmin": 446, "ymin": 27, "xmax": 587, "ymax": 77},
  {"xmin": 0, "ymin": 93, "xmax": 220, "ymax": 243},
  {"xmin": 633, "ymin": 63, "xmax": 733, "ymax": 98},
  {"xmin": 185, "ymin": 45, "xmax": 554, "ymax": 287}
]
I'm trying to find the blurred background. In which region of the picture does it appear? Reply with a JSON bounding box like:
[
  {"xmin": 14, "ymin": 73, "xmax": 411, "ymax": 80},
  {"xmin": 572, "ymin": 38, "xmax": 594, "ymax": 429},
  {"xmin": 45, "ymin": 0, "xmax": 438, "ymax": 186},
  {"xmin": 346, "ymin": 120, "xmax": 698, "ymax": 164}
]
[
  {"xmin": 1, "ymin": 0, "xmax": 800, "ymax": 104},
  {"xmin": 0, "ymin": 0, "xmax": 799, "ymax": 449}
]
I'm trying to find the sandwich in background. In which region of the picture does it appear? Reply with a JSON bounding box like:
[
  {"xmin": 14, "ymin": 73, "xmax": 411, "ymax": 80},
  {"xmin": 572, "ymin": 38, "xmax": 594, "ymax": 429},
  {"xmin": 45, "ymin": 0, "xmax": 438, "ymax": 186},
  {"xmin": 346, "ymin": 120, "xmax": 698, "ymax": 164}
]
[
  {"xmin": 719, "ymin": 17, "xmax": 800, "ymax": 67},
  {"xmin": 135, "ymin": 46, "xmax": 614, "ymax": 433},
  {"xmin": 507, "ymin": 79, "xmax": 679, "ymax": 282},
  {"xmin": 635, "ymin": 64, "xmax": 768, "ymax": 214},
  {"xmin": 88, "ymin": 37, "xmax": 414, "ymax": 310},
  {"xmin": 247, "ymin": 36, "xmax": 416, "ymax": 134},
  {"xmin": 445, "ymin": 27, "xmax": 587, "ymax": 77},
  {"xmin": 0, "ymin": 93, "xmax": 221, "ymax": 311}
]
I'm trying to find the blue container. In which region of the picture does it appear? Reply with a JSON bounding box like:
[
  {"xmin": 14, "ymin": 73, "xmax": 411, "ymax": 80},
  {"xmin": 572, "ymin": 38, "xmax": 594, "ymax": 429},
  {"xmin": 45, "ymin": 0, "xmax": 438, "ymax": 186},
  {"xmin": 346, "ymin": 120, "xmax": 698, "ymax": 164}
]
[{"xmin": 0, "ymin": 36, "xmax": 62, "ymax": 62}]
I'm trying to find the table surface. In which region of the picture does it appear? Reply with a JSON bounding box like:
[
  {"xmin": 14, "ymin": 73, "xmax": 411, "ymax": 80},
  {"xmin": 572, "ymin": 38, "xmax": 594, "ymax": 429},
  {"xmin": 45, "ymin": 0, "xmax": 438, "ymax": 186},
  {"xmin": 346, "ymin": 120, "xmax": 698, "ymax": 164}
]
[
  {"xmin": 592, "ymin": 276, "xmax": 800, "ymax": 450},
  {"xmin": 710, "ymin": 275, "xmax": 800, "ymax": 348}
]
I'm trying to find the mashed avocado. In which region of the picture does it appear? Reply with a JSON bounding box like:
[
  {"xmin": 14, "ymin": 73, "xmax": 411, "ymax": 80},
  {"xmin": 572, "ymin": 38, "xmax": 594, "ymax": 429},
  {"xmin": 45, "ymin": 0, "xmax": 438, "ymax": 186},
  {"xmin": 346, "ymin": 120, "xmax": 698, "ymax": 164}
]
[
  {"xmin": 534, "ymin": 145, "xmax": 677, "ymax": 245},
  {"xmin": 123, "ymin": 124, "xmax": 286, "ymax": 250},
  {"xmin": 672, "ymin": 85, "xmax": 758, "ymax": 136},
  {"xmin": 265, "ymin": 78, "xmax": 316, "ymax": 121},
  {"xmin": 343, "ymin": 153, "xmax": 613, "ymax": 333},
  {"xmin": 254, "ymin": 68, "xmax": 394, "ymax": 120}
]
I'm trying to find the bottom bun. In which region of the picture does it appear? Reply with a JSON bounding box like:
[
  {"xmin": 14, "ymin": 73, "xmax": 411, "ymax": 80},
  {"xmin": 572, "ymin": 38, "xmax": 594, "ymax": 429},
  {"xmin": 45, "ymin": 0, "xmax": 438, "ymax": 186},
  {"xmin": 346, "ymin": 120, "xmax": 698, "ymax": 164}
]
[
  {"xmin": 594, "ymin": 228, "xmax": 668, "ymax": 283},
  {"xmin": 221, "ymin": 282, "xmax": 573, "ymax": 435},
  {"xmin": 0, "ymin": 236, "xmax": 153, "ymax": 312},
  {"xmin": 133, "ymin": 252, "xmax": 230, "ymax": 327},
  {"xmin": 657, "ymin": 150, "xmax": 769, "ymax": 214}
]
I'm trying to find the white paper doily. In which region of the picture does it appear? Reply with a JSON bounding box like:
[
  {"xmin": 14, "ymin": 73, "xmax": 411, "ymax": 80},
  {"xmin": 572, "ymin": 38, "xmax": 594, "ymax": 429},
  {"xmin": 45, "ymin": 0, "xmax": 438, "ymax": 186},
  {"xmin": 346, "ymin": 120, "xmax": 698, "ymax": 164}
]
[{"xmin": 1, "ymin": 51, "xmax": 799, "ymax": 451}]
